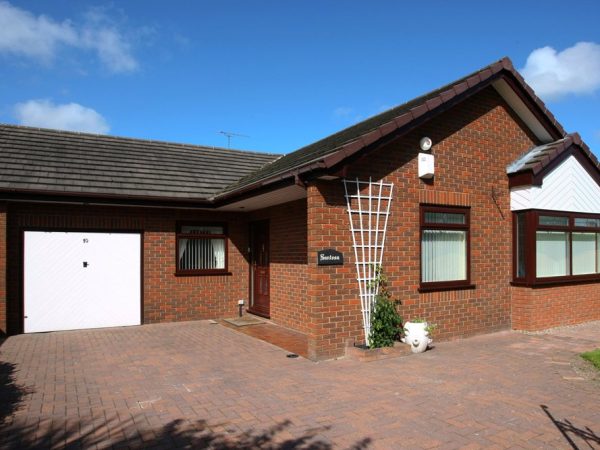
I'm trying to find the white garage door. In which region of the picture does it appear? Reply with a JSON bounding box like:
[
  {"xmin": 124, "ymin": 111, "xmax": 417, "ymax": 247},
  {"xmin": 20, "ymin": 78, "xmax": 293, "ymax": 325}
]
[{"xmin": 24, "ymin": 231, "xmax": 141, "ymax": 333}]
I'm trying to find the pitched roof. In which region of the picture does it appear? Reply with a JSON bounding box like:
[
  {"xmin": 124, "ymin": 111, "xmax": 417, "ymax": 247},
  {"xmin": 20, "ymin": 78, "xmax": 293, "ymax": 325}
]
[
  {"xmin": 507, "ymin": 133, "xmax": 600, "ymax": 186},
  {"xmin": 0, "ymin": 124, "xmax": 279, "ymax": 201},
  {"xmin": 217, "ymin": 57, "xmax": 566, "ymax": 199},
  {"xmin": 0, "ymin": 57, "xmax": 575, "ymax": 205}
]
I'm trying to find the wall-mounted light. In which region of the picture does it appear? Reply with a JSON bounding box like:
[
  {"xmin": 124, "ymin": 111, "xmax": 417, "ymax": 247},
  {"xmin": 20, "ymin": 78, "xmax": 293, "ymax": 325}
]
[
  {"xmin": 420, "ymin": 136, "xmax": 433, "ymax": 152},
  {"xmin": 418, "ymin": 137, "xmax": 434, "ymax": 179}
]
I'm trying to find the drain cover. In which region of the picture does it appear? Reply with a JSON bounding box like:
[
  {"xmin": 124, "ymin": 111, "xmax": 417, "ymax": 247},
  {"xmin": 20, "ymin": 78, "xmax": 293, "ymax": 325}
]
[{"xmin": 286, "ymin": 353, "xmax": 299, "ymax": 358}]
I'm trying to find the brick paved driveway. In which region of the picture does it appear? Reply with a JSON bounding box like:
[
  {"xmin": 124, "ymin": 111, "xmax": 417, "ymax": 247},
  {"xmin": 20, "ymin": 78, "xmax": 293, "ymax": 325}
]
[{"xmin": 1, "ymin": 321, "xmax": 599, "ymax": 449}]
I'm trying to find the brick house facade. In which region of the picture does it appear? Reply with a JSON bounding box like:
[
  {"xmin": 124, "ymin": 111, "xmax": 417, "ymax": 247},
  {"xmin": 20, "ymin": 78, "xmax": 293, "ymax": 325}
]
[{"xmin": 1, "ymin": 57, "xmax": 599, "ymax": 360}]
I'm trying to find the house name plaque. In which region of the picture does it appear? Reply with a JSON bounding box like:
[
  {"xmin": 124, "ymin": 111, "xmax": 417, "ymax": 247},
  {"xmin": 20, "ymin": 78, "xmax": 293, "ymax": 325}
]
[{"xmin": 317, "ymin": 249, "xmax": 344, "ymax": 266}]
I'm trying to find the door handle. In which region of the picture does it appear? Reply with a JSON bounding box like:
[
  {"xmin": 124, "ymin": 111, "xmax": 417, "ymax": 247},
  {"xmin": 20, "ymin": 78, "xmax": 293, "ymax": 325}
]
[{"xmin": 83, "ymin": 261, "xmax": 89, "ymax": 268}]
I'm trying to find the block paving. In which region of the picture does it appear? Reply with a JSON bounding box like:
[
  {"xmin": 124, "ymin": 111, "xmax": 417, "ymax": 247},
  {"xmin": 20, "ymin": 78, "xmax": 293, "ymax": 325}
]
[{"xmin": 0, "ymin": 321, "xmax": 599, "ymax": 449}]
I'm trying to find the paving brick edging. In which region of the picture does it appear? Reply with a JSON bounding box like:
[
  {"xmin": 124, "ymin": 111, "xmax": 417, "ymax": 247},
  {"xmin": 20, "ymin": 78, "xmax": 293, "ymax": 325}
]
[{"xmin": 344, "ymin": 340, "xmax": 413, "ymax": 362}]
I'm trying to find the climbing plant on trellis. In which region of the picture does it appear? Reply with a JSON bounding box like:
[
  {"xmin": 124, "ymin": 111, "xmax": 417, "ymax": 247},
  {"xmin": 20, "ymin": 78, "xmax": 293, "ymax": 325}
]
[{"xmin": 343, "ymin": 178, "xmax": 394, "ymax": 345}]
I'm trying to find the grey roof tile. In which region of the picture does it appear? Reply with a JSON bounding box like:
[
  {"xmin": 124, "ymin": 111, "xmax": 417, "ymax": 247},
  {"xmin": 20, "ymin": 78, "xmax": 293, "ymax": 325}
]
[
  {"xmin": 507, "ymin": 133, "xmax": 599, "ymax": 176},
  {"xmin": 0, "ymin": 125, "xmax": 279, "ymax": 200}
]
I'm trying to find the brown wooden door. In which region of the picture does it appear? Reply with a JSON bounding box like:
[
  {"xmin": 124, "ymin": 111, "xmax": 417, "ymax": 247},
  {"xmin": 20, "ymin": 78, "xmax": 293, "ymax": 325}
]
[{"xmin": 249, "ymin": 221, "xmax": 270, "ymax": 317}]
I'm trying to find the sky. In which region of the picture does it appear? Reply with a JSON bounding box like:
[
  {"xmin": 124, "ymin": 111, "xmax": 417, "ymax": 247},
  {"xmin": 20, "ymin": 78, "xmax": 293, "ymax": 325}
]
[{"xmin": 1, "ymin": 1, "xmax": 600, "ymax": 155}]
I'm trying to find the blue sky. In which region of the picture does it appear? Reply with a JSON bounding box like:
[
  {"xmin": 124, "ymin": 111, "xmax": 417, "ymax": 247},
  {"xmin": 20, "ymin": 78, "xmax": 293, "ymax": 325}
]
[{"xmin": 1, "ymin": 1, "xmax": 599, "ymax": 155}]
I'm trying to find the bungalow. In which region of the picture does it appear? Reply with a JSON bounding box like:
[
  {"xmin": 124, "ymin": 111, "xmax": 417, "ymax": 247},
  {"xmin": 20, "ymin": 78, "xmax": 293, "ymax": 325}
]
[{"xmin": 1, "ymin": 57, "xmax": 599, "ymax": 360}]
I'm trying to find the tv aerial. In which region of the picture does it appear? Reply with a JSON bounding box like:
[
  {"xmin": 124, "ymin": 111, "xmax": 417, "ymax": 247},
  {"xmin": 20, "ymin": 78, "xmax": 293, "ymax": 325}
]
[{"xmin": 218, "ymin": 131, "xmax": 249, "ymax": 148}]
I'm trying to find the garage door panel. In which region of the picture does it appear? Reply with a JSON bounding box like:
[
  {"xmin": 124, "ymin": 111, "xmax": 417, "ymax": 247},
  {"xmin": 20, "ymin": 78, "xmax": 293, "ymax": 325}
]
[
  {"xmin": 84, "ymin": 233, "xmax": 141, "ymax": 328},
  {"xmin": 24, "ymin": 231, "xmax": 141, "ymax": 333}
]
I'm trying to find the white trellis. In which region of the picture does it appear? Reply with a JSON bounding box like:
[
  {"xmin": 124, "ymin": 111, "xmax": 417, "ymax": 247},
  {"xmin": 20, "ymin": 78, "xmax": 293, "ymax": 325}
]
[{"xmin": 343, "ymin": 178, "xmax": 394, "ymax": 345}]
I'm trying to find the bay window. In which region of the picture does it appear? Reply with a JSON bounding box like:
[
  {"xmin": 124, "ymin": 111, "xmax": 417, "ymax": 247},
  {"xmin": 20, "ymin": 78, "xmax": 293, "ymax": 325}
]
[
  {"xmin": 420, "ymin": 205, "xmax": 472, "ymax": 291},
  {"xmin": 176, "ymin": 223, "xmax": 228, "ymax": 275},
  {"xmin": 513, "ymin": 211, "xmax": 600, "ymax": 285},
  {"xmin": 535, "ymin": 231, "xmax": 569, "ymax": 277}
]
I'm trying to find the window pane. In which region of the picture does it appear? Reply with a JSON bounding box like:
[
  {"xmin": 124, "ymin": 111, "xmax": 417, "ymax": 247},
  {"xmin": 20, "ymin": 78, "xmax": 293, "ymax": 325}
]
[
  {"xmin": 424, "ymin": 212, "xmax": 465, "ymax": 225},
  {"xmin": 181, "ymin": 225, "xmax": 224, "ymax": 234},
  {"xmin": 421, "ymin": 230, "xmax": 467, "ymax": 282},
  {"xmin": 572, "ymin": 233, "xmax": 597, "ymax": 275},
  {"xmin": 178, "ymin": 238, "xmax": 225, "ymax": 270},
  {"xmin": 516, "ymin": 213, "xmax": 526, "ymax": 278},
  {"xmin": 539, "ymin": 215, "xmax": 568, "ymax": 226},
  {"xmin": 574, "ymin": 217, "xmax": 600, "ymax": 228},
  {"xmin": 536, "ymin": 231, "xmax": 569, "ymax": 277}
]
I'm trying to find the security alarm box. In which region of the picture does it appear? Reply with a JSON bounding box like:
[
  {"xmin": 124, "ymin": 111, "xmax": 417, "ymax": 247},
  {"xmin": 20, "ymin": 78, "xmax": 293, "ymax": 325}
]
[{"xmin": 418, "ymin": 152, "xmax": 434, "ymax": 179}]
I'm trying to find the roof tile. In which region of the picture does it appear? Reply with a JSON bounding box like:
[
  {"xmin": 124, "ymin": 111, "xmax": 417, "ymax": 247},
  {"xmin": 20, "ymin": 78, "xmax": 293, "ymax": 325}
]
[{"xmin": 0, "ymin": 125, "xmax": 279, "ymax": 201}]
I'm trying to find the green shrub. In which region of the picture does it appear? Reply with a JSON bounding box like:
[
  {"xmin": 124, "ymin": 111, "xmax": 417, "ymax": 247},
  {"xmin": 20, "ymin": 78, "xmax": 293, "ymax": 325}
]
[
  {"xmin": 369, "ymin": 294, "xmax": 402, "ymax": 348},
  {"xmin": 368, "ymin": 265, "xmax": 402, "ymax": 348}
]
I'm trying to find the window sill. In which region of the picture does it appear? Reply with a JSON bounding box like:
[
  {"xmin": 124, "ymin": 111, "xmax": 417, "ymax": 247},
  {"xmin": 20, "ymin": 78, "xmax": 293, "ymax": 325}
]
[
  {"xmin": 175, "ymin": 271, "xmax": 232, "ymax": 277},
  {"xmin": 418, "ymin": 283, "xmax": 476, "ymax": 293},
  {"xmin": 511, "ymin": 276, "xmax": 600, "ymax": 288}
]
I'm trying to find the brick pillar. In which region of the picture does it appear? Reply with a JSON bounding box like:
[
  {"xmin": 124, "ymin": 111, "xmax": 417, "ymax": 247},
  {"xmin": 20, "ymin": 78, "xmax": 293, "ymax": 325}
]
[
  {"xmin": 306, "ymin": 181, "xmax": 363, "ymax": 360},
  {"xmin": 0, "ymin": 202, "xmax": 7, "ymax": 336}
]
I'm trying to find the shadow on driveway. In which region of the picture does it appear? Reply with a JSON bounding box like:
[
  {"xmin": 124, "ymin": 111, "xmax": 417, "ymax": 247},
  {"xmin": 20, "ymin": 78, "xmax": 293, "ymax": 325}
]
[
  {"xmin": 541, "ymin": 405, "xmax": 600, "ymax": 450},
  {"xmin": 2, "ymin": 417, "xmax": 372, "ymax": 449},
  {"xmin": 0, "ymin": 360, "xmax": 32, "ymax": 425}
]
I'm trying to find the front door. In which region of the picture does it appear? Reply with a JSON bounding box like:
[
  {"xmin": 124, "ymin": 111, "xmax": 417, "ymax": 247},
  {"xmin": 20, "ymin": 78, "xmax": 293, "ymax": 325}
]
[{"xmin": 249, "ymin": 221, "xmax": 270, "ymax": 317}]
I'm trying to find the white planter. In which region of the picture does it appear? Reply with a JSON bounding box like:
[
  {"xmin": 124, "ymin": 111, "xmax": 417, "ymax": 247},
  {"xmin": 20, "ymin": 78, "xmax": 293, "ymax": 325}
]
[{"xmin": 401, "ymin": 321, "xmax": 432, "ymax": 353}]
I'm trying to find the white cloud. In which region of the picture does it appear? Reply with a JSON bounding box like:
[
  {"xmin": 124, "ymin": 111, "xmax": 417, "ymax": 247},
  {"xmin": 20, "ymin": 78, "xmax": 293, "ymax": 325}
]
[
  {"xmin": 333, "ymin": 106, "xmax": 363, "ymax": 124},
  {"xmin": 0, "ymin": 1, "xmax": 138, "ymax": 73},
  {"xmin": 521, "ymin": 42, "xmax": 600, "ymax": 100},
  {"xmin": 0, "ymin": 1, "xmax": 77, "ymax": 62},
  {"xmin": 14, "ymin": 100, "xmax": 110, "ymax": 134},
  {"xmin": 333, "ymin": 106, "xmax": 354, "ymax": 118},
  {"xmin": 80, "ymin": 26, "xmax": 137, "ymax": 73},
  {"xmin": 79, "ymin": 7, "xmax": 138, "ymax": 73}
]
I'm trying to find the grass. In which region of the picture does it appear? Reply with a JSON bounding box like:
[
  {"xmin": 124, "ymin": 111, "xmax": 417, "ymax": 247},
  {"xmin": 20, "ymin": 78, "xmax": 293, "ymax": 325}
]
[{"xmin": 581, "ymin": 348, "xmax": 600, "ymax": 370}]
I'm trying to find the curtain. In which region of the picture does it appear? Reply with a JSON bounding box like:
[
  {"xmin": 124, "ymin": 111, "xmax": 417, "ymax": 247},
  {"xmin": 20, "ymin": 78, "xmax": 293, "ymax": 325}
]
[
  {"xmin": 536, "ymin": 231, "xmax": 569, "ymax": 277},
  {"xmin": 421, "ymin": 230, "xmax": 466, "ymax": 282},
  {"xmin": 178, "ymin": 239, "xmax": 187, "ymax": 266},
  {"xmin": 212, "ymin": 238, "xmax": 225, "ymax": 269},
  {"xmin": 572, "ymin": 233, "xmax": 596, "ymax": 275},
  {"xmin": 178, "ymin": 238, "xmax": 225, "ymax": 270}
]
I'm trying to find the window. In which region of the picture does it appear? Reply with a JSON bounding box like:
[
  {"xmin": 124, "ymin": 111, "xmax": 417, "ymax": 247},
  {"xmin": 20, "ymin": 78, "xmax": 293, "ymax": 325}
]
[
  {"xmin": 536, "ymin": 231, "xmax": 569, "ymax": 277},
  {"xmin": 176, "ymin": 223, "xmax": 228, "ymax": 275},
  {"xmin": 513, "ymin": 211, "xmax": 600, "ymax": 285},
  {"xmin": 420, "ymin": 205, "xmax": 471, "ymax": 290},
  {"xmin": 515, "ymin": 213, "xmax": 527, "ymax": 278}
]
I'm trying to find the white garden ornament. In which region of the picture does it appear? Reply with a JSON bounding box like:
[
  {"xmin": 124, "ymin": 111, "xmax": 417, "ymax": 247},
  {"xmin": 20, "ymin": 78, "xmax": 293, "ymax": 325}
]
[{"xmin": 401, "ymin": 321, "xmax": 432, "ymax": 353}]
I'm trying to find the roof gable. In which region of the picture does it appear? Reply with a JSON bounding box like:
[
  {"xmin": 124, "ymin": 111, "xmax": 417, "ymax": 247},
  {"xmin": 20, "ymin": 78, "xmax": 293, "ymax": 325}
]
[
  {"xmin": 510, "ymin": 152, "xmax": 600, "ymax": 214},
  {"xmin": 217, "ymin": 57, "xmax": 567, "ymax": 200},
  {"xmin": 508, "ymin": 133, "xmax": 600, "ymax": 188}
]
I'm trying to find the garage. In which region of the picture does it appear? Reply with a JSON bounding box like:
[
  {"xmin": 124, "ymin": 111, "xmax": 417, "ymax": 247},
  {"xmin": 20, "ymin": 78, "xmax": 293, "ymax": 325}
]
[{"xmin": 24, "ymin": 231, "xmax": 142, "ymax": 333}]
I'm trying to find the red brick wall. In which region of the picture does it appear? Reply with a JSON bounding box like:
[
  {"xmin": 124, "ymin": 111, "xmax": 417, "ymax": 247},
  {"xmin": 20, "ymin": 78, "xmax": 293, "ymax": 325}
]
[
  {"xmin": 512, "ymin": 285, "xmax": 600, "ymax": 330},
  {"xmin": 6, "ymin": 203, "xmax": 249, "ymax": 334},
  {"xmin": 250, "ymin": 199, "xmax": 309, "ymax": 334},
  {"xmin": 306, "ymin": 86, "xmax": 539, "ymax": 359},
  {"xmin": 306, "ymin": 184, "xmax": 360, "ymax": 360},
  {"xmin": 0, "ymin": 203, "xmax": 6, "ymax": 335}
]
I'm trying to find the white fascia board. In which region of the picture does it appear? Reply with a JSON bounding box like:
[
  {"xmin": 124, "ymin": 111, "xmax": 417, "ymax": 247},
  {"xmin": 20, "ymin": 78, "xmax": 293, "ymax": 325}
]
[{"xmin": 492, "ymin": 79, "xmax": 554, "ymax": 143}]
